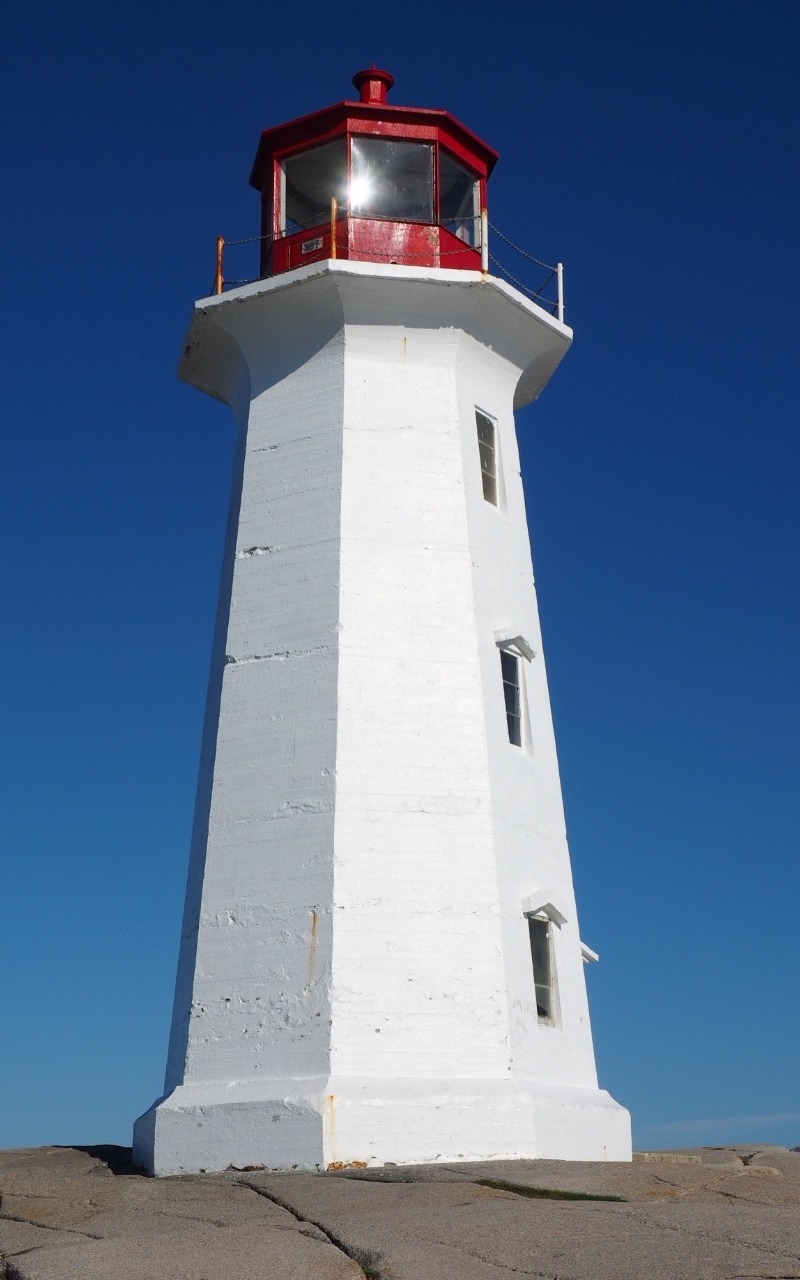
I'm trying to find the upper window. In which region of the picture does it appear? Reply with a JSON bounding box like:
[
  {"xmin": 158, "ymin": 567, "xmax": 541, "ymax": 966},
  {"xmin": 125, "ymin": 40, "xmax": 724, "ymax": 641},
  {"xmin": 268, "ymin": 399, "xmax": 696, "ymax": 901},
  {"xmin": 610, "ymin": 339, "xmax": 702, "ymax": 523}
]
[
  {"xmin": 476, "ymin": 410, "xmax": 497, "ymax": 505},
  {"xmin": 500, "ymin": 649, "xmax": 522, "ymax": 746},
  {"xmin": 439, "ymin": 151, "xmax": 480, "ymax": 246},
  {"xmin": 350, "ymin": 138, "xmax": 434, "ymax": 222},
  {"xmin": 282, "ymin": 140, "xmax": 347, "ymax": 234}
]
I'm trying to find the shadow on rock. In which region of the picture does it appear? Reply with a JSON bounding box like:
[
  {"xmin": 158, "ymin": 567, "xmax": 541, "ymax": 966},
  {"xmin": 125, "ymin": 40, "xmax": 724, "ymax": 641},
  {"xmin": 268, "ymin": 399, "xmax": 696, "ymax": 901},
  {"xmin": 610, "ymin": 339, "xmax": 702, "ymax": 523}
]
[{"xmin": 60, "ymin": 1144, "xmax": 138, "ymax": 1176}]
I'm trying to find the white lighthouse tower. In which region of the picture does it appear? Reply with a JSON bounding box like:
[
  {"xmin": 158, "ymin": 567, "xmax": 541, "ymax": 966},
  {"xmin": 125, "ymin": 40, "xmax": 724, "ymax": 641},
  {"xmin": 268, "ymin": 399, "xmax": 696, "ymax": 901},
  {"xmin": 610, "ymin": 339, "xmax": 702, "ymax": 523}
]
[{"xmin": 133, "ymin": 68, "xmax": 631, "ymax": 1175}]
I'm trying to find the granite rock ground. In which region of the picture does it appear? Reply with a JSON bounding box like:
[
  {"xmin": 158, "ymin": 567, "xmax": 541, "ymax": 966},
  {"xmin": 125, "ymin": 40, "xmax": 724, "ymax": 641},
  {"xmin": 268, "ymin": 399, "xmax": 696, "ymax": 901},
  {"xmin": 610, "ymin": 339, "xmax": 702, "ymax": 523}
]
[{"xmin": 2, "ymin": 1143, "xmax": 799, "ymax": 1279}]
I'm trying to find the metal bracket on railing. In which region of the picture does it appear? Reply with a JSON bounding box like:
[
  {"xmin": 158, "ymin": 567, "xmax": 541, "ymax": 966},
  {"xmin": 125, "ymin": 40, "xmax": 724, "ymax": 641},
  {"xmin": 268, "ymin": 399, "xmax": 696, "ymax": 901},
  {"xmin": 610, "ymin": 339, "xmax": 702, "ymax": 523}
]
[
  {"xmin": 480, "ymin": 209, "xmax": 489, "ymax": 274},
  {"xmin": 556, "ymin": 262, "xmax": 564, "ymax": 324}
]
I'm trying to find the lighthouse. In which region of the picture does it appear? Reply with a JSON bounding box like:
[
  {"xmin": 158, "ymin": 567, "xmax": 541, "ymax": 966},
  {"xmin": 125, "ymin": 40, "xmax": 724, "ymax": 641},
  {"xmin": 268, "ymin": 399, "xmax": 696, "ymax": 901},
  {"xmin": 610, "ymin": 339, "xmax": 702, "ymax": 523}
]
[{"xmin": 133, "ymin": 68, "xmax": 631, "ymax": 1175}]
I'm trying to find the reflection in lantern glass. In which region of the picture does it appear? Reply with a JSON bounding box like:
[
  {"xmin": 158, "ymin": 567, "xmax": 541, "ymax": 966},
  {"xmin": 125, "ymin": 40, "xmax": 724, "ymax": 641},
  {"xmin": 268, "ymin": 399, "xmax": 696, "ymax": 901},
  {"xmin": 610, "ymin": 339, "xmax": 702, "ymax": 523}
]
[
  {"xmin": 350, "ymin": 138, "xmax": 433, "ymax": 222},
  {"xmin": 349, "ymin": 176, "xmax": 374, "ymax": 212}
]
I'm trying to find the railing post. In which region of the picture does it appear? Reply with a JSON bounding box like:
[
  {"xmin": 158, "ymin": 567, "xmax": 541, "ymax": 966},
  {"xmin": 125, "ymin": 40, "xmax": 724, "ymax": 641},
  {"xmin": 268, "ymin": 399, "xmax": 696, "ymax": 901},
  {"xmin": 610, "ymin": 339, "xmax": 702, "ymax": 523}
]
[
  {"xmin": 330, "ymin": 197, "xmax": 337, "ymax": 259},
  {"xmin": 480, "ymin": 209, "xmax": 489, "ymax": 273},
  {"xmin": 556, "ymin": 261, "xmax": 564, "ymax": 324},
  {"xmin": 214, "ymin": 236, "xmax": 224, "ymax": 295}
]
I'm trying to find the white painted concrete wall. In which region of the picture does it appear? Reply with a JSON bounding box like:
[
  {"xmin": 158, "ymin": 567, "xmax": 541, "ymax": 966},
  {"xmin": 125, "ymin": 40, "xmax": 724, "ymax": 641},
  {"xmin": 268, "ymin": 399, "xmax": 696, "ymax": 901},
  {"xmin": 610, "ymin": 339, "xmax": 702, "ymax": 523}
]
[
  {"xmin": 133, "ymin": 262, "xmax": 631, "ymax": 1175},
  {"xmin": 453, "ymin": 338, "xmax": 600, "ymax": 1091}
]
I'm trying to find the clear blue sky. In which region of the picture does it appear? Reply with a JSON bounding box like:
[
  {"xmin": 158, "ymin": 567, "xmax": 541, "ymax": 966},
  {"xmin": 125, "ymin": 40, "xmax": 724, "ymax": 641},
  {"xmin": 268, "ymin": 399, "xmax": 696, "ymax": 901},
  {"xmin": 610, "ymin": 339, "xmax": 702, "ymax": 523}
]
[{"xmin": 2, "ymin": 0, "xmax": 798, "ymax": 1154}]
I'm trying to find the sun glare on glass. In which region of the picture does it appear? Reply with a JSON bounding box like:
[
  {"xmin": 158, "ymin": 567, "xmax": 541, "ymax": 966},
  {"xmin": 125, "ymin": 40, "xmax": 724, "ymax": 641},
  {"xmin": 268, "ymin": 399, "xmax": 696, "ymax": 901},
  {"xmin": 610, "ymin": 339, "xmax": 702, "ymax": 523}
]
[{"xmin": 349, "ymin": 176, "xmax": 373, "ymax": 211}]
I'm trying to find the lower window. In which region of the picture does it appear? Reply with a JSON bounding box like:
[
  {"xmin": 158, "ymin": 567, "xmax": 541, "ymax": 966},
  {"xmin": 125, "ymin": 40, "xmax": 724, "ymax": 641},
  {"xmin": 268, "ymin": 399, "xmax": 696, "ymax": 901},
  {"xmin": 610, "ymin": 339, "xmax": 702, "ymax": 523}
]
[{"xmin": 528, "ymin": 916, "xmax": 556, "ymax": 1026}]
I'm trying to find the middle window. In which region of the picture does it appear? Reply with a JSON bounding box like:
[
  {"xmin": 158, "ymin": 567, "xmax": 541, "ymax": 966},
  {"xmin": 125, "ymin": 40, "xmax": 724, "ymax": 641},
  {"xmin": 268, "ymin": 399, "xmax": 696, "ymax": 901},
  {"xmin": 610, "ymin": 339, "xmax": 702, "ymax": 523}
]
[{"xmin": 500, "ymin": 649, "xmax": 522, "ymax": 746}]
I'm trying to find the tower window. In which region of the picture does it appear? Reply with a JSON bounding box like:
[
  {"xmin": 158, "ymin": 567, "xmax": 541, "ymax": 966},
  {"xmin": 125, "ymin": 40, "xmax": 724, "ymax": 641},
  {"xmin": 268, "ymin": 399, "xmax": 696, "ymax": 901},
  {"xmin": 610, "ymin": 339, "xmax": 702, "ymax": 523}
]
[
  {"xmin": 500, "ymin": 649, "xmax": 522, "ymax": 746},
  {"xmin": 528, "ymin": 916, "xmax": 555, "ymax": 1026},
  {"xmin": 476, "ymin": 410, "xmax": 497, "ymax": 505}
]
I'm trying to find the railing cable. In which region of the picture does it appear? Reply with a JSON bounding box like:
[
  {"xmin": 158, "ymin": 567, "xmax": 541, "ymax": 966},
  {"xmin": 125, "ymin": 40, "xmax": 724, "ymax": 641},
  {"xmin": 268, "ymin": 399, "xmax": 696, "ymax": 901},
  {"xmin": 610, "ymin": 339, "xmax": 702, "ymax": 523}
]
[
  {"xmin": 488, "ymin": 222, "xmax": 555, "ymax": 272},
  {"xmin": 488, "ymin": 253, "xmax": 559, "ymax": 314},
  {"xmin": 212, "ymin": 216, "xmax": 564, "ymax": 321}
]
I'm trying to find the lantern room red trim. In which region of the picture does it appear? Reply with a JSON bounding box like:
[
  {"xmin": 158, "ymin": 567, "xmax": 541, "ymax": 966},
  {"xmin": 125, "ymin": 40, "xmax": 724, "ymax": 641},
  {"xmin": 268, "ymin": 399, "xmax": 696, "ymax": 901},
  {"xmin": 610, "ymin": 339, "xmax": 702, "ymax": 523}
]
[{"xmin": 249, "ymin": 70, "xmax": 498, "ymax": 278}]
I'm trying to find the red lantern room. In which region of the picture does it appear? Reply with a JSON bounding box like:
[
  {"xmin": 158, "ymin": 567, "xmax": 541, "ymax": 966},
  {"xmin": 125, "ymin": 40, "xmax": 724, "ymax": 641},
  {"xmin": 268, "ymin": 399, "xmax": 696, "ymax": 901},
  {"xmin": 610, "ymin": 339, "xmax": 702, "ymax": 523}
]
[{"xmin": 249, "ymin": 68, "xmax": 498, "ymax": 278}]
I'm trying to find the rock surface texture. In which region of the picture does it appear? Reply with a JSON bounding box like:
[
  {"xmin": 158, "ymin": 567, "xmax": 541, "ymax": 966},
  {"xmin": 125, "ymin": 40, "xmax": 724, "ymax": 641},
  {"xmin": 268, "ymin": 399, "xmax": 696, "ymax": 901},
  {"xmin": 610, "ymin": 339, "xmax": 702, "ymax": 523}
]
[{"xmin": 3, "ymin": 1144, "xmax": 800, "ymax": 1279}]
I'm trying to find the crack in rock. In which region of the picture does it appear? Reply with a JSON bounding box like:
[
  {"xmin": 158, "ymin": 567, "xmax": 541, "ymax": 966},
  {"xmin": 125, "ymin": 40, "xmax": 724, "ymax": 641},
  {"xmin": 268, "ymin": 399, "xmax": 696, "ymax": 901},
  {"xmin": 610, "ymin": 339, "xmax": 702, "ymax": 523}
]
[
  {"xmin": 716, "ymin": 1188, "xmax": 768, "ymax": 1204},
  {"xmin": 605, "ymin": 1205, "xmax": 800, "ymax": 1264},
  {"xmin": 410, "ymin": 1232, "xmax": 569, "ymax": 1278},
  {"xmin": 0, "ymin": 1212, "xmax": 103, "ymax": 1241},
  {"xmin": 237, "ymin": 1181, "xmax": 376, "ymax": 1277},
  {"xmin": 649, "ymin": 1173, "xmax": 689, "ymax": 1192}
]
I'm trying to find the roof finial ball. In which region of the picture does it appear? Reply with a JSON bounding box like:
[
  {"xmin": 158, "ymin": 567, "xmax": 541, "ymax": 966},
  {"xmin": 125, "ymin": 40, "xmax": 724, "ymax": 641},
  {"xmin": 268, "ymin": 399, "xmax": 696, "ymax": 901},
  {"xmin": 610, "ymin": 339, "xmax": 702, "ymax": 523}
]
[{"xmin": 352, "ymin": 66, "xmax": 394, "ymax": 105}]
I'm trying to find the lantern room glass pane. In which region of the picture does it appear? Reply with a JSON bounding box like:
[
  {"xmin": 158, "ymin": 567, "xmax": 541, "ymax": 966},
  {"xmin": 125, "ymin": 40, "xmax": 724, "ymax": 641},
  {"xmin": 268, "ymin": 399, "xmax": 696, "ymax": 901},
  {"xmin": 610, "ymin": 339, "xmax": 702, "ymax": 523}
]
[
  {"xmin": 282, "ymin": 140, "xmax": 347, "ymax": 234},
  {"xmin": 439, "ymin": 150, "xmax": 479, "ymax": 245},
  {"xmin": 350, "ymin": 138, "xmax": 434, "ymax": 222}
]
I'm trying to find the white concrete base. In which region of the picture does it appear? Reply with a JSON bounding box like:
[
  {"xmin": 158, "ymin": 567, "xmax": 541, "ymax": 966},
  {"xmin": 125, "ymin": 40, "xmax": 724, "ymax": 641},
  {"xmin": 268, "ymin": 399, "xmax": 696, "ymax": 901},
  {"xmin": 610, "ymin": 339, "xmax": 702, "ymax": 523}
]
[{"xmin": 133, "ymin": 1077, "xmax": 631, "ymax": 1175}]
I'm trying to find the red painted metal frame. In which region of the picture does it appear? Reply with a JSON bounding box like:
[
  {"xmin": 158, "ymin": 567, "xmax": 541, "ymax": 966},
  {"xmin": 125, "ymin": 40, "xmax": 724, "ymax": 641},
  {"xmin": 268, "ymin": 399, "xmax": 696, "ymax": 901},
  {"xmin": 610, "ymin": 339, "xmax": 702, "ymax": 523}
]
[
  {"xmin": 269, "ymin": 219, "xmax": 481, "ymax": 276},
  {"xmin": 250, "ymin": 84, "xmax": 497, "ymax": 278}
]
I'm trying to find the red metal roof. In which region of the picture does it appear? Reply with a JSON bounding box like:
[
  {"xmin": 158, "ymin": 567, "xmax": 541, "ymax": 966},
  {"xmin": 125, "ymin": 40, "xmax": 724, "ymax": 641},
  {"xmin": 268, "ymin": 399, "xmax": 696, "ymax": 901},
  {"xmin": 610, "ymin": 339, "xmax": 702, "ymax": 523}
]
[{"xmin": 249, "ymin": 71, "xmax": 498, "ymax": 191}]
